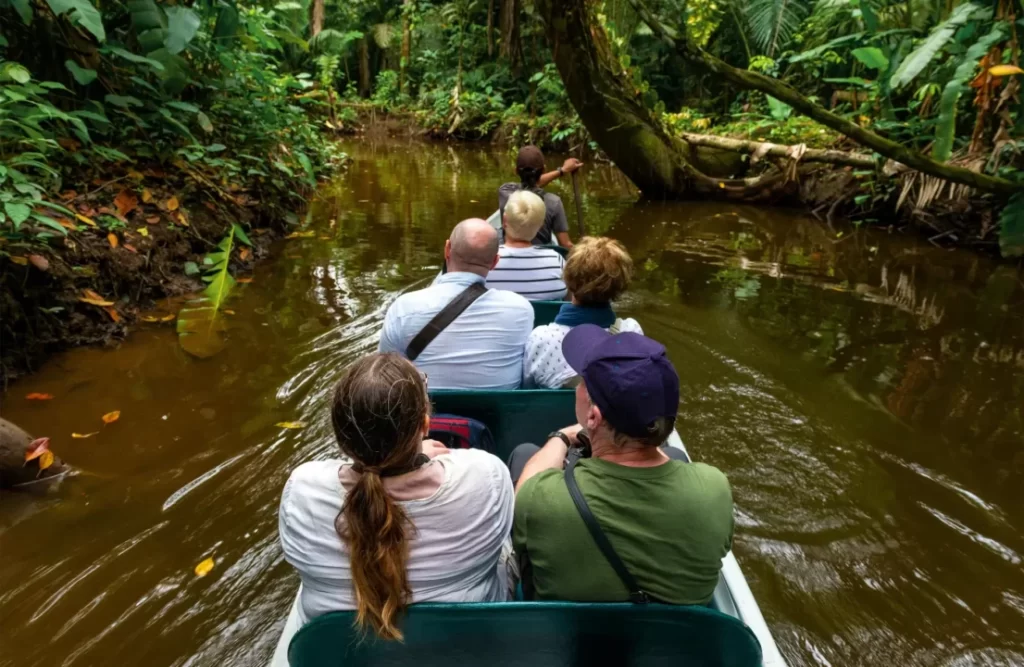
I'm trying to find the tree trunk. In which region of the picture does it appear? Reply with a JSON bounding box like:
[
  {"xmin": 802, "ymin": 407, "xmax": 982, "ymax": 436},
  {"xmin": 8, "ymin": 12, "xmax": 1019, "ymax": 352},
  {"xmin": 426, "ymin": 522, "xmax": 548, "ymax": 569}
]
[
  {"xmin": 487, "ymin": 0, "xmax": 496, "ymax": 57},
  {"xmin": 401, "ymin": 0, "xmax": 412, "ymax": 94},
  {"xmin": 358, "ymin": 38, "xmax": 371, "ymax": 98},
  {"xmin": 679, "ymin": 133, "xmax": 879, "ymax": 168},
  {"xmin": 309, "ymin": 0, "xmax": 325, "ymax": 38},
  {"xmin": 499, "ymin": 0, "xmax": 523, "ymax": 67}
]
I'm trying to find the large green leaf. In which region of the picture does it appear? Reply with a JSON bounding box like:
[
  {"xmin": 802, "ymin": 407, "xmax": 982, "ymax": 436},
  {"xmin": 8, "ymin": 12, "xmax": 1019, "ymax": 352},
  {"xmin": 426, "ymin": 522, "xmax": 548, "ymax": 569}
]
[
  {"xmin": 851, "ymin": 47, "xmax": 889, "ymax": 72},
  {"xmin": 164, "ymin": 7, "xmax": 200, "ymax": 54},
  {"xmin": 999, "ymin": 192, "xmax": 1024, "ymax": 258},
  {"xmin": 177, "ymin": 227, "xmax": 241, "ymax": 358},
  {"xmin": 104, "ymin": 46, "xmax": 165, "ymax": 72},
  {"xmin": 932, "ymin": 22, "xmax": 1006, "ymax": 161},
  {"xmin": 45, "ymin": 0, "xmax": 105, "ymax": 42},
  {"xmin": 744, "ymin": 0, "xmax": 809, "ymax": 57},
  {"xmin": 8, "ymin": 0, "xmax": 33, "ymax": 24},
  {"xmin": 889, "ymin": 3, "xmax": 979, "ymax": 90},
  {"xmin": 213, "ymin": 4, "xmax": 240, "ymax": 42},
  {"xmin": 4, "ymin": 202, "xmax": 31, "ymax": 226},
  {"xmin": 65, "ymin": 59, "xmax": 97, "ymax": 85}
]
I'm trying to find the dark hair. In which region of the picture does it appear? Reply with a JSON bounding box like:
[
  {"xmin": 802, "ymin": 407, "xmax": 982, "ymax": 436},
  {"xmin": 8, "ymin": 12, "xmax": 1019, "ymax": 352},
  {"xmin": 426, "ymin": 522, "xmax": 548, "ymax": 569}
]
[
  {"xmin": 331, "ymin": 353, "xmax": 429, "ymax": 640},
  {"xmin": 516, "ymin": 145, "xmax": 545, "ymax": 187},
  {"xmin": 517, "ymin": 166, "xmax": 543, "ymax": 188}
]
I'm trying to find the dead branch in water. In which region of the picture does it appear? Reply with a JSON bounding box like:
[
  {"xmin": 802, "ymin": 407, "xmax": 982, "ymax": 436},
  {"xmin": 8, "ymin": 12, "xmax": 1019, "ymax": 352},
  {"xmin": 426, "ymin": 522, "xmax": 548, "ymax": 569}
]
[{"xmin": 680, "ymin": 133, "xmax": 879, "ymax": 169}]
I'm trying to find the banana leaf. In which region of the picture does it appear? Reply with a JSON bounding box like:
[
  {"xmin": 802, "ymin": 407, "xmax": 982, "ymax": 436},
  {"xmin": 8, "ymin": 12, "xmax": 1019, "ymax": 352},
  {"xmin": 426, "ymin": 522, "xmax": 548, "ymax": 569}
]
[
  {"xmin": 932, "ymin": 22, "xmax": 1006, "ymax": 162},
  {"xmin": 889, "ymin": 3, "xmax": 980, "ymax": 90}
]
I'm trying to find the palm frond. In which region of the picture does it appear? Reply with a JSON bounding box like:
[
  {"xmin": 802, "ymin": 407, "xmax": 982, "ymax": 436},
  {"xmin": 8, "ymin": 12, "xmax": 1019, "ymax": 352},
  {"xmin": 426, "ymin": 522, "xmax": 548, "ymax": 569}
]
[
  {"xmin": 745, "ymin": 0, "xmax": 810, "ymax": 57},
  {"xmin": 371, "ymin": 22, "xmax": 394, "ymax": 49}
]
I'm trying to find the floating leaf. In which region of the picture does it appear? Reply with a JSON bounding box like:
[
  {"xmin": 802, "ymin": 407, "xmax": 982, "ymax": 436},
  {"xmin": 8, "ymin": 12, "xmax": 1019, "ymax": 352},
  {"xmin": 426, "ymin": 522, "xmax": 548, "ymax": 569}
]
[
  {"xmin": 72, "ymin": 431, "xmax": 99, "ymax": 438},
  {"xmin": 28, "ymin": 254, "xmax": 50, "ymax": 271},
  {"xmin": 285, "ymin": 231, "xmax": 315, "ymax": 239},
  {"xmin": 276, "ymin": 421, "xmax": 306, "ymax": 429},
  {"xmin": 9, "ymin": 256, "xmax": 29, "ymax": 266},
  {"xmin": 177, "ymin": 226, "xmax": 241, "ymax": 358},
  {"xmin": 108, "ymin": 232, "xmax": 119, "ymax": 248},
  {"xmin": 102, "ymin": 410, "xmax": 121, "ymax": 425},
  {"xmin": 114, "ymin": 189, "xmax": 139, "ymax": 216},
  {"xmin": 26, "ymin": 393, "xmax": 54, "ymax": 400},
  {"xmin": 165, "ymin": 196, "xmax": 179, "ymax": 211},
  {"xmin": 142, "ymin": 188, "xmax": 154, "ymax": 203},
  {"xmin": 24, "ymin": 437, "xmax": 50, "ymax": 463},
  {"xmin": 989, "ymin": 64, "xmax": 1024, "ymax": 77},
  {"xmin": 194, "ymin": 557, "xmax": 215, "ymax": 577},
  {"xmin": 38, "ymin": 450, "xmax": 55, "ymax": 471}
]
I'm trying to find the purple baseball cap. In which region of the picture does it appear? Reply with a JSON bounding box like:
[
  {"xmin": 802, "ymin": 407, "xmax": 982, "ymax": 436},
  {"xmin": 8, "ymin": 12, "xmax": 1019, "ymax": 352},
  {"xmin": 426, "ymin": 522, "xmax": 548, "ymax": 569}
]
[{"xmin": 561, "ymin": 324, "xmax": 680, "ymax": 437}]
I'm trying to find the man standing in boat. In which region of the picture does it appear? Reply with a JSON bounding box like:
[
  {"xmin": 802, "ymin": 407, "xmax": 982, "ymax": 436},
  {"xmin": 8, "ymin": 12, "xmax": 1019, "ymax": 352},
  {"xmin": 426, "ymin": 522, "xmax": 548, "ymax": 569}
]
[
  {"xmin": 509, "ymin": 327, "xmax": 734, "ymax": 605},
  {"xmin": 498, "ymin": 145, "xmax": 582, "ymax": 249}
]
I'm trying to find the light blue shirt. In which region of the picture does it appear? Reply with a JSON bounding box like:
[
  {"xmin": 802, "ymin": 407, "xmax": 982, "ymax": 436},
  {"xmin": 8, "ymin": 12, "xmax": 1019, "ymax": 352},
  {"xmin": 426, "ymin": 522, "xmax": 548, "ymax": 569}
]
[{"xmin": 379, "ymin": 272, "xmax": 534, "ymax": 390}]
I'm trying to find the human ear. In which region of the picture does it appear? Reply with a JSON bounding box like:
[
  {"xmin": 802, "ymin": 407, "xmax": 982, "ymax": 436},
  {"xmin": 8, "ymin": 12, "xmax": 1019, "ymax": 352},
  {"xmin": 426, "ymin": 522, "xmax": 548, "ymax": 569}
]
[
  {"xmin": 586, "ymin": 403, "xmax": 602, "ymax": 432},
  {"xmin": 444, "ymin": 239, "xmax": 452, "ymax": 262},
  {"xmin": 422, "ymin": 412, "xmax": 431, "ymax": 438}
]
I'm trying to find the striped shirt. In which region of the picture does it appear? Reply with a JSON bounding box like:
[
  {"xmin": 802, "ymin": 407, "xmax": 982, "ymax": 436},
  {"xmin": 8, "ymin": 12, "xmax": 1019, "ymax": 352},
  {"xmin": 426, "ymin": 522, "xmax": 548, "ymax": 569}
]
[{"xmin": 486, "ymin": 245, "xmax": 567, "ymax": 301}]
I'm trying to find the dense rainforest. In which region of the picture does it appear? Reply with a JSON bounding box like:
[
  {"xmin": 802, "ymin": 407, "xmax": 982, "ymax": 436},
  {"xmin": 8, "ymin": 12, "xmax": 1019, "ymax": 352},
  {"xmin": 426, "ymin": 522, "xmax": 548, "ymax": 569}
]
[{"xmin": 2, "ymin": 0, "xmax": 1024, "ymax": 381}]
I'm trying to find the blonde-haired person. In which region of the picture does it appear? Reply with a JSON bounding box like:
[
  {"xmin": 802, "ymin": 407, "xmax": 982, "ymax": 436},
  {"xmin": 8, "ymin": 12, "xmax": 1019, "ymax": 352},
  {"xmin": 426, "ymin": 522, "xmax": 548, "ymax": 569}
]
[
  {"xmin": 486, "ymin": 190, "xmax": 567, "ymax": 301},
  {"xmin": 278, "ymin": 353, "xmax": 514, "ymax": 641},
  {"xmin": 523, "ymin": 237, "xmax": 641, "ymax": 388}
]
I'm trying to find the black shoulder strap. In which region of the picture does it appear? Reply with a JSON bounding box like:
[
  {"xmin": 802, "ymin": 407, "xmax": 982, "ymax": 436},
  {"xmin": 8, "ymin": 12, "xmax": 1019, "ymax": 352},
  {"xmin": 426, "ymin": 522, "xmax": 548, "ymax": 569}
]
[
  {"xmin": 406, "ymin": 282, "xmax": 488, "ymax": 361},
  {"xmin": 564, "ymin": 450, "xmax": 651, "ymax": 604}
]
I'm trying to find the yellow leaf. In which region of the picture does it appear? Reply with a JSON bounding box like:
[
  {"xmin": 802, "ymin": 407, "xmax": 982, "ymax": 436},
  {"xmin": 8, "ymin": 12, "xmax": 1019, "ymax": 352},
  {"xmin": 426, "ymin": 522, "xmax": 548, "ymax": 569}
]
[
  {"xmin": 160, "ymin": 313, "xmax": 175, "ymax": 322},
  {"xmin": 285, "ymin": 231, "xmax": 315, "ymax": 239},
  {"xmin": 237, "ymin": 277, "xmax": 253, "ymax": 284},
  {"xmin": 127, "ymin": 169, "xmax": 145, "ymax": 181},
  {"xmin": 102, "ymin": 410, "xmax": 121, "ymax": 425},
  {"xmin": 223, "ymin": 309, "xmax": 236, "ymax": 315},
  {"xmin": 276, "ymin": 421, "xmax": 306, "ymax": 429},
  {"xmin": 142, "ymin": 188, "xmax": 153, "ymax": 203},
  {"xmin": 166, "ymin": 196, "xmax": 180, "ymax": 211},
  {"xmin": 26, "ymin": 393, "xmax": 54, "ymax": 400},
  {"xmin": 108, "ymin": 232, "xmax": 119, "ymax": 248},
  {"xmin": 104, "ymin": 306, "xmax": 120, "ymax": 322},
  {"xmin": 136, "ymin": 227, "xmax": 149, "ymax": 237},
  {"xmin": 194, "ymin": 557, "xmax": 215, "ymax": 577},
  {"xmin": 175, "ymin": 212, "xmax": 189, "ymax": 227},
  {"xmin": 72, "ymin": 432, "xmax": 99, "ymax": 438},
  {"xmin": 38, "ymin": 450, "xmax": 54, "ymax": 471},
  {"xmin": 76, "ymin": 213, "xmax": 98, "ymax": 227},
  {"xmin": 79, "ymin": 296, "xmax": 115, "ymax": 306},
  {"xmin": 989, "ymin": 64, "xmax": 1024, "ymax": 77},
  {"xmin": 10, "ymin": 256, "xmax": 29, "ymax": 265}
]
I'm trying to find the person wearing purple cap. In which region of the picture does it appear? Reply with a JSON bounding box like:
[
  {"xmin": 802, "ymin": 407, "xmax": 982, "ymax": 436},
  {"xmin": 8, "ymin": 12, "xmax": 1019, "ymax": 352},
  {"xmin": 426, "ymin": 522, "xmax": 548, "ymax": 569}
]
[{"xmin": 510, "ymin": 326, "xmax": 734, "ymax": 605}]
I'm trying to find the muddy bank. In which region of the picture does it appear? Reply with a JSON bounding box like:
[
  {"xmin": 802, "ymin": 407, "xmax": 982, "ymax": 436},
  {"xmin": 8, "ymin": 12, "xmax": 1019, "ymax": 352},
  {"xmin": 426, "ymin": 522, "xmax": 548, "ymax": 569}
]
[{"xmin": 0, "ymin": 168, "xmax": 304, "ymax": 387}]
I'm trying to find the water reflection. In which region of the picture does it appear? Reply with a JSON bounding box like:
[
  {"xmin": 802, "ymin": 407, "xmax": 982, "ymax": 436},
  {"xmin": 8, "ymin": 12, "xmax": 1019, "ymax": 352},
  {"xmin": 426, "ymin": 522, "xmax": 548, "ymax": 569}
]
[{"xmin": 1, "ymin": 138, "xmax": 1022, "ymax": 667}]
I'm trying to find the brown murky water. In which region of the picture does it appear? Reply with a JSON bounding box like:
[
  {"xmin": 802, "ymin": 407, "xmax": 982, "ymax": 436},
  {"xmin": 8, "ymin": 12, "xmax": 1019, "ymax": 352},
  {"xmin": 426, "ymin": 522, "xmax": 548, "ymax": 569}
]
[{"xmin": 2, "ymin": 138, "xmax": 1024, "ymax": 667}]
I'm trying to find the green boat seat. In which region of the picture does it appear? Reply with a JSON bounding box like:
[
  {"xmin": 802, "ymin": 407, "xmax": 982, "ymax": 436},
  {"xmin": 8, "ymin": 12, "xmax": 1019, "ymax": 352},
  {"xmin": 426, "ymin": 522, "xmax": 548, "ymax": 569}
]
[
  {"xmin": 288, "ymin": 602, "xmax": 763, "ymax": 667},
  {"xmin": 531, "ymin": 300, "xmax": 565, "ymax": 326},
  {"xmin": 430, "ymin": 389, "xmax": 574, "ymax": 461}
]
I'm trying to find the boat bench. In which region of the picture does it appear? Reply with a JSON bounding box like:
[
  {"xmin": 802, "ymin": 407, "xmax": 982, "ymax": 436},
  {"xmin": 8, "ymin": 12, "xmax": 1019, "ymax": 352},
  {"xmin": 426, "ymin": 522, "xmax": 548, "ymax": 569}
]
[{"xmin": 288, "ymin": 602, "xmax": 763, "ymax": 667}]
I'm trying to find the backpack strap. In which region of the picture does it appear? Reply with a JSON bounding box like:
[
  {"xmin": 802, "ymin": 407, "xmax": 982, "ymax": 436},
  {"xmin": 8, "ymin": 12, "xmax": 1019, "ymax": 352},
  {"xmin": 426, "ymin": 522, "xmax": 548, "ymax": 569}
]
[
  {"xmin": 607, "ymin": 318, "xmax": 624, "ymax": 335},
  {"xmin": 564, "ymin": 449, "xmax": 651, "ymax": 604},
  {"xmin": 406, "ymin": 282, "xmax": 488, "ymax": 361}
]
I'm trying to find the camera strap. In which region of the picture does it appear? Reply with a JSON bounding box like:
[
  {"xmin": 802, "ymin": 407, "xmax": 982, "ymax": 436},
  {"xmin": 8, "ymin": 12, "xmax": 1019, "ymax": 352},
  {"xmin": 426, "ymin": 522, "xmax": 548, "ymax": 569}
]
[{"xmin": 564, "ymin": 448, "xmax": 651, "ymax": 604}]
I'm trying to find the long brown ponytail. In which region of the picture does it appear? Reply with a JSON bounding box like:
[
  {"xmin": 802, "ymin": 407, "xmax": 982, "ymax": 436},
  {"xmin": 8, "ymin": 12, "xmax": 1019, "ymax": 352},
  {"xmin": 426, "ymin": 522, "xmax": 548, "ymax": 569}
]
[{"xmin": 331, "ymin": 353, "xmax": 430, "ymax": 640}]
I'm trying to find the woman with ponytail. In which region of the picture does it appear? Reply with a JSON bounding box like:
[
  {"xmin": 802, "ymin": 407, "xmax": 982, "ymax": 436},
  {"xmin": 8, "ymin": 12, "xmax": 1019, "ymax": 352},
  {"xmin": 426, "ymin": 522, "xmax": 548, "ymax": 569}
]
[
  {"xmin": 497, "ymin": 145, "xmax": 582, "ymax": 248},
  {"xmin": 278, "ymin": 353, "xmax": 514, "ymax": 639}
]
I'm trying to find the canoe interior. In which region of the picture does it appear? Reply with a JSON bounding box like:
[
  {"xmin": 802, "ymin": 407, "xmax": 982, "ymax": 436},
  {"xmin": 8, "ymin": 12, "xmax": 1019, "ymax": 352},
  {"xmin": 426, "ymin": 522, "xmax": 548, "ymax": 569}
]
[
  {"xmin": 430, "ymin": 389, "xmax": 575, "ymax": 461},
  {"xmin": 288, "ymin": 602, "xmax": 763, "ymax": 667}
]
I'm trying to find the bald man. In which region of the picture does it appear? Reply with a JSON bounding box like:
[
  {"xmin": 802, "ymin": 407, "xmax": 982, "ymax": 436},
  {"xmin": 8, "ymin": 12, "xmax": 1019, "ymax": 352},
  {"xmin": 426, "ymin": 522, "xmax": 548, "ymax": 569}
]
[{"xmin": 378, "ymin": 219, "xmax": 534, "ymax": 389}]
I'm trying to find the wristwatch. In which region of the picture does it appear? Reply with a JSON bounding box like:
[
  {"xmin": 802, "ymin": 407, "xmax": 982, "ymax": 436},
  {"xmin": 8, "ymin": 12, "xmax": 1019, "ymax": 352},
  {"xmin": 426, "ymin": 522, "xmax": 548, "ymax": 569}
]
[
  {"xmin": 547, "ymin": 431, "xmax": 572, "ymax": 448},
  {"xmin": 557, "ymin": 166, "xmax": 564, "ymax": 177}
]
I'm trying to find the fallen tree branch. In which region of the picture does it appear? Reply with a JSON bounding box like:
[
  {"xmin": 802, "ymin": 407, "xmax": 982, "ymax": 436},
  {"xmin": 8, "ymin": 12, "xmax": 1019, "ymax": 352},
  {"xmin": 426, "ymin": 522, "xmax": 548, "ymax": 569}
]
[
  {"xmin": 626, "ymin": 0, "xmax": 1021, "ymax": 195},
  {"xmin": 680, "ymin": 132, "xmax": 878, "ymax": 168}
]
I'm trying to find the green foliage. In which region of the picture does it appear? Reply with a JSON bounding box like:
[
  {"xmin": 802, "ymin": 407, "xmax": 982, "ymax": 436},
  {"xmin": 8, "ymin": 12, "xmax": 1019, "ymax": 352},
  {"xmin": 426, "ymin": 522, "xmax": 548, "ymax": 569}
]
[
  {"xmin": 932, "ymin": 22, "xmax": 1006, "ymax": 161},
  {"xmin": 998, "ymin": 192, "xmax": 1024, "ymax": 258},
  {"xmin": 371, "ymin": 69, "xmax": 402, "ymax": 108},
  {"xmin": 889, "ymin": 3, "xmax": 980, "ymax": 90},
  {"xmin": 177, "ymin": 224, "xmax": 251, "ymax": 358},
  {"xmin": 744, "ymin": 0, "xmax": 808, "ymax": 57}
]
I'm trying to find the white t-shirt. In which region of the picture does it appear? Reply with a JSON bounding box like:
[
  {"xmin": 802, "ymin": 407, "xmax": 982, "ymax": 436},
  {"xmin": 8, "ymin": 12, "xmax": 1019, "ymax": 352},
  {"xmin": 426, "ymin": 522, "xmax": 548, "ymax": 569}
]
[
  {"xmin": 278, "ymin": 449, "xmax": 514, "ymax": 623},
  {"xmin": 486, "ymin": 245, "xmax": 567, "ymax": 301},
  {"xmin": 523, "ymin": 319, "xmax": 643, "ymax": 389}
]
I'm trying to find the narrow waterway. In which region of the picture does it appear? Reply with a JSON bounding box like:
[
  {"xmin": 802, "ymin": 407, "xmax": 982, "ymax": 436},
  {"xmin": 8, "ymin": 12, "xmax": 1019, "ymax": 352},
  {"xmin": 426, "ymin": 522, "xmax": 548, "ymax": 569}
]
[{"xmin": 2, "ymin": 138, "xmax": 1023, "ymax": 667}]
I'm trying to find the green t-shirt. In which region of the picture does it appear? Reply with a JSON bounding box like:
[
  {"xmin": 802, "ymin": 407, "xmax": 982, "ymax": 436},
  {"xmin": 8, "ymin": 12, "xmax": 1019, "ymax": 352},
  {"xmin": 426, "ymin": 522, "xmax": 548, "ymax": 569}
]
[{"xmin": 513, "ymin": 457, "xmax": 734, "ymax": 605}]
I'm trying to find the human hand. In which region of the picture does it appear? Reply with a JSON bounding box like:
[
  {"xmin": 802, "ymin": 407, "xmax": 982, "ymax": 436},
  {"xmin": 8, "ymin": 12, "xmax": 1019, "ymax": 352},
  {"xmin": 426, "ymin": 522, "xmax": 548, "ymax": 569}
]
[
  {"xmin": 561, "ymin": 158, "xmax": 583, "ymax": 174},
  {"xmin": 421, "ymin": 439, "xmax": 450, "ymax": 458},
  {"xmin": 557, "ymin": 424, "xmax": 585, "ymax": 445}
]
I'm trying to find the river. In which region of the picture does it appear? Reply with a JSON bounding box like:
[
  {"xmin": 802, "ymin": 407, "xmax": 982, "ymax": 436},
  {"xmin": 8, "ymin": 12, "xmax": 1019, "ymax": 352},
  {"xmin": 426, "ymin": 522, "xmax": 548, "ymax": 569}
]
[{"xmin": 2, "ymin": 137, "xmax": 1023, "ymax": 667}]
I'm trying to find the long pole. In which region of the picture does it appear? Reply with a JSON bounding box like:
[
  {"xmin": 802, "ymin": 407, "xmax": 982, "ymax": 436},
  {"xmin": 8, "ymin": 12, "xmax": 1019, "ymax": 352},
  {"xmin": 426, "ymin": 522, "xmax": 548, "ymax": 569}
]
[{"xmin": 571, "ymin": 170, "xmax": 585, "ymax": 237}]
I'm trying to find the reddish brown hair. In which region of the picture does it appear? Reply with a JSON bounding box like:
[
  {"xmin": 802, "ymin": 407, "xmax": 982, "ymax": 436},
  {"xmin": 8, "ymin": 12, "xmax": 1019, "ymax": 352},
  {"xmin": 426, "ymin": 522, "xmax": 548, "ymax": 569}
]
[{"xmin": 331, "ymin": 353, "xmax": 429, "ymax": 640}]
